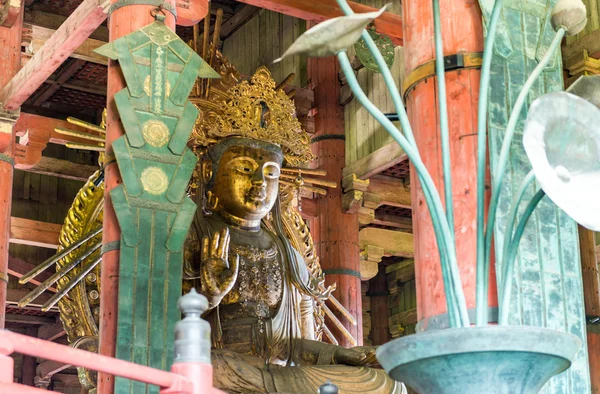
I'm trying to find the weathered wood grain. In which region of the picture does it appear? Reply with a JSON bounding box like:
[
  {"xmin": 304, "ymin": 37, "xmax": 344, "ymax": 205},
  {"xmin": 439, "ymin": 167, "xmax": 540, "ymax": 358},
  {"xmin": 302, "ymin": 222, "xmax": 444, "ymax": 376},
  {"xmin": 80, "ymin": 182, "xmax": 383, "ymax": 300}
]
[
  {"xmin": 236, "ymin": 0, "xmax": 403, "ymax": 45},
  {"xmin": 1, "ymin": 0, "xmax": 110, "ymax": 110},
  {"xmin": 9, "ymin": 217, "xmax": 62, "ymax": 249}
]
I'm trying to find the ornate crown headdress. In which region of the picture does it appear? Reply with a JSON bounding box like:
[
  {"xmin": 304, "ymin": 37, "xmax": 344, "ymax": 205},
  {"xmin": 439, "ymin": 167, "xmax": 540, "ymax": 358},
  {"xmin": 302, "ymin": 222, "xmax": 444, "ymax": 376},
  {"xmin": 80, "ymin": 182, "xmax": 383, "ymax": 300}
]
[{"xmin": 190, "ymin": 66, "xmax": 314, "ymax": 167}]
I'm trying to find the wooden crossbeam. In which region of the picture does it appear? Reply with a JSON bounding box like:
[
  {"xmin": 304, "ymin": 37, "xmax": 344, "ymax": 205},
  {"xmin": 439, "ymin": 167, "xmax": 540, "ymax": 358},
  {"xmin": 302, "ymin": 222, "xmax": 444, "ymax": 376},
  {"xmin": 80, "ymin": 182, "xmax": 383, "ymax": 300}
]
[
  {"xmin": 368, "ymin": 175, "xmax": 411, "ymax": 209},
  {"xmin": 23, "ymin": 157, "xmax": 97, "ymax": 182},
  {"xmin": 10, "ymin": 217, "xmax": 62, "ymax": 249},
  {"xmin": 237, "ymin": 0, "xmax": 403, "ymax": 45},
  {"xmin": 22, "ymin": 23, "xmax": 108, "ymax": 67},
  {"xmin": 343, "ymin": 141, "xmax": 407, "ymax": 180},
  {"xmin": 38, "ymin": 321, "xmax": 66, "ymax": 341},
  {"xmin": 13, "ymin": 112, "xmax": 103, "ymax": 169},
  {"xmin": 24, "ymin": 9, "xmax": 109, "ymax": 41},
  {"xmin": 37, "ymin": 360, "xmax": 72, "ymax": 381},
  {"xmin": 359, "ymin": 227, "xmax": 414, "ymax": 258},
  {"xmin": 0, "ymin": 0, "xmax": 110, "ymax": 110},
  {"xmin": 6, "ymin": 288, "xmax": 55, "ymax": 308},
  {"xmin": 373, "ymin": 213, "xmax": 412, "ymax": 232},
  {"xmin": 220, "ymin": 5, "xmax": 261, "ymax": 39},
  {"xmin": 7, "ymin": 256, "xmax": 57, "ymax": 292},
  {"xmin": 5, "ymin": 313, "xmax": 56, "ymax": 325}
]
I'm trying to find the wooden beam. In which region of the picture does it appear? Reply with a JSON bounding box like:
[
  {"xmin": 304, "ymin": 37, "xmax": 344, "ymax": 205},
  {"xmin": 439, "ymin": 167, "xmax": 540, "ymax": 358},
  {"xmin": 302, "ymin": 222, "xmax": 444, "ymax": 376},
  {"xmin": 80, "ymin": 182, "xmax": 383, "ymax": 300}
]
[
  {"xmin": 22, "ymin": 156, "xmax": 97, "ymax": 182},
  {"xmin": 51, "ymin": 373, "xmax": 80, "ymax": 386},
  {"xmin": 10, "ymin": 217, "xmax": 62, "ymax": 249},
  {"xmin": 24, "ymin": 9, "xmax": 109, "ymax": 41},
  {"xmin": 373, "ymin": 213, "xmax": 413, "ymax": 232},
  {"xmin": 6, "ymin": 288, "xmax": 55, "ymax": 308},
  {"xmin": 0, "ymin": 0, "xmax": 21, "ymax": 27},
  {"xmin": 359, "ymin": 227, "xmax": 414, "ymax": 258},
  {"xmin": 37, "ymin": 360, "xmax": 71, "ymax": 381},
  {"xmin": 579, "ymin": 225, "xmax": 600, "ymax": 316},
  {"xmin": 368, "ymin": 175, "xmax": 411, "ymax": 209},
  {"xmin": 220, "ymin": 5, "xmax": 261, "ymax": 39},
  {"xmin": 22, "ymin": 23, "xmax": 108, "ymax": 67},
  {"xmin": 7, "ymin": 256, "xmax": 57, "ymax": 292},
  {"xmin": 236, "ymin": 0, "xmax": 403, "ymax": 45},
  {"xmin": 343, "ymin": 141, "xmax": 407, "ymax": 180},
  {"xmin": 38, "ymin": 321, "xmax": 66, "ymax": 341},
  {"xmin": 1, "ymin": 0, "xmax": 110, "ymax": 110},
  {"xmin": 13, "ymin": 112, "xmax": 102, "ymax": 169},
  {"xmin": 5, "ymin": 313, "xmax": 56, "ymax": 325}
]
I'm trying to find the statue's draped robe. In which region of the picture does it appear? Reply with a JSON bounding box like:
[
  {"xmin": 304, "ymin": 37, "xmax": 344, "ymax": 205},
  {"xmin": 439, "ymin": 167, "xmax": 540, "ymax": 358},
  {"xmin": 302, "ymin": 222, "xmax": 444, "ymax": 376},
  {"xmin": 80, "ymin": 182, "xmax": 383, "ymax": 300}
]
[{"xmin": 194, "ymin": 214, "xmax": 402, "ymax": 393}]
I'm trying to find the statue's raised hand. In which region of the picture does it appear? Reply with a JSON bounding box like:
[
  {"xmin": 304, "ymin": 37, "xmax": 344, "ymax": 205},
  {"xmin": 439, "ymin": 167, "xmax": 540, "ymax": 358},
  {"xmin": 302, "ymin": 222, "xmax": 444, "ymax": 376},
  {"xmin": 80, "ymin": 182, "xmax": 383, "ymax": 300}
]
[{"xmin": 200, "ymin": 228, "xmax": 239, "ymax": 305}]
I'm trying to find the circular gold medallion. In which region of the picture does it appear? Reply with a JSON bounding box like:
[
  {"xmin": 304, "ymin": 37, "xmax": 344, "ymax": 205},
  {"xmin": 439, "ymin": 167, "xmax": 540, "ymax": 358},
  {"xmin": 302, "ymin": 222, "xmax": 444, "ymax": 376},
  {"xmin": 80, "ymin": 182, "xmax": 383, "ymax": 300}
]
[
  {"xmin": 141, "ymin": 167, "xmax": 169, "ymax": 195},
  {"xmin": 142, "ymin": 120, "xmax": 170, "ymax": 147}
]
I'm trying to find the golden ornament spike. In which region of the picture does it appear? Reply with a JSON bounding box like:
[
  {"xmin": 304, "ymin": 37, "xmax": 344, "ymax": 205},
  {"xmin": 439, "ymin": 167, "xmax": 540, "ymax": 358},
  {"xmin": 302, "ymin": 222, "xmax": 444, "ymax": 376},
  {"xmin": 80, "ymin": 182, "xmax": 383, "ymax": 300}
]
[
  {"xmin": 280, "ymin": 179, "xmax": 327, "ymax": 195},
  {"xmin": 67, "ymin": 117, "xmax": 106, "ymax": 134},
  {"xmin": 202, "ymin": 3, "xmax": 210, "ymax": 61},
  {"xmin": 18, "ymin": 241, "xmax": 102, "ymax": 308},
  {"xmin": 280, "ymin": 173, "xmax": 337, "ymax": 188},
  {"xmin": 276, "ymin": 73, "xmax": 296, "ymax": 91},
  {"xmin": 205, "ymin": 8, "xmax": 223, "ymax": 99},
  {"xmin": 55, "ymin": 128, "xmax": 105, "ymax": 143},
  {"xmin": 286, "ymin": 89, "xmax": 297, "ymax": 99},
  {"xmin": 19, "ymin": 226, "xmax": 103, "ymax": 285},
  {"xmin": 324, "ymin": 293, "xmax": 358, "ymax": 326},
  {"xmin": 42, "ymin": 255, "xmax": 102, "ymax": 312},
  {"xmin": 281, "ymin": 167, "xmax": 327, "ymax": 176},
  {"xmin": 66, "ymin": 143, "xmax": 106, "ymax": 152},
  {"xmin": 315, "ymin": 312, "xmax": 339, "ymax": 346},
  {"xmin": 316, "ymin": 298, "xmax": 357, "ymax": 346},
  {"xmin": 193, "ymin": 23, "xmax": 201, "ymax": 96}
]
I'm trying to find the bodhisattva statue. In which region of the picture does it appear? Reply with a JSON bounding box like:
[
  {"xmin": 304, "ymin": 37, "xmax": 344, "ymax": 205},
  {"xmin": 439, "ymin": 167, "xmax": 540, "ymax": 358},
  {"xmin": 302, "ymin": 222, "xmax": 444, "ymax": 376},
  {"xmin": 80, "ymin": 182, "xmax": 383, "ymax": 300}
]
[{"xmin": 186, "ymin": 66, "xmax": 403, "ymax": 394}]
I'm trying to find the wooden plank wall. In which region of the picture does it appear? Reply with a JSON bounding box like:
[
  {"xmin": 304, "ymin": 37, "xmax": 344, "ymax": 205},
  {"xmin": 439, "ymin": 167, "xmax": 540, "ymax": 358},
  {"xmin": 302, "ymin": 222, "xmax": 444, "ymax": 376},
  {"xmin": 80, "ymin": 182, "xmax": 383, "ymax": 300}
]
[
  {"xmin": 344, "ymin": 0, "xmax": 404, "ymax": 166},
  {"xmin": 221, "ymin": 9, "xmax": 307, "ymax": 87},
  {"xmin": 565, "ymin": 0, "xmax": 600, "ymax": 46},
  {"xmin": 9, "ymin": 144, "xmax": 96, "ymax": 266}
]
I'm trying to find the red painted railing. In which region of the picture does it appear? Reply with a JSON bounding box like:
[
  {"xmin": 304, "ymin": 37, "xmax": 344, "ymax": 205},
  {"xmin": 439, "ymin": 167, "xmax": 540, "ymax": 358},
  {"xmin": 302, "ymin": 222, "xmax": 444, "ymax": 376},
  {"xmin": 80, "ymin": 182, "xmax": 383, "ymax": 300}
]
[{"xmin": 0, "ymin": 329, "xmax": 224, "ymax": 393}]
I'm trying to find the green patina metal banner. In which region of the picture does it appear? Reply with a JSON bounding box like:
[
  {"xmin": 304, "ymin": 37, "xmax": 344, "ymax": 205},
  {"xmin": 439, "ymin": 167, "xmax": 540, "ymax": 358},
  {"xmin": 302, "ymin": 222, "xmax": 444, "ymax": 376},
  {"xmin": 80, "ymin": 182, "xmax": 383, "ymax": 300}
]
[
  {"xmin": 478, "ymin": 1, "xmax": 591, "ymax": 392},
  {"xmin": 95, "ymin": 18, "xmax": 219, "ymax": 394}
]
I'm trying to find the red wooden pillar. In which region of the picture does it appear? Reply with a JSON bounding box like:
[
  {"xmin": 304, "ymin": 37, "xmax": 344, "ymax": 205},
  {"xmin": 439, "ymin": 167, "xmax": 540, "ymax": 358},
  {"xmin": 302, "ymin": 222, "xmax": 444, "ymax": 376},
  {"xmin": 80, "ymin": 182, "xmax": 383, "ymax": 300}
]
[
  {"xmin": 97, "ymin": 5, "xmax": 175, "ymax": 393},
  {"xmin": 369, "ymin": 266, "xmax": 389, "ymax": 345},
  {"xmin": 0, "ymin": 2, "xmax": 24, "ymax": 329},
  {"xmin": 309, "ymin": 54, "xmax": 362, "ymax": 347},
  {"xmin": 403, "ymin": 0, "xmax": 497, "ymax": 326}
]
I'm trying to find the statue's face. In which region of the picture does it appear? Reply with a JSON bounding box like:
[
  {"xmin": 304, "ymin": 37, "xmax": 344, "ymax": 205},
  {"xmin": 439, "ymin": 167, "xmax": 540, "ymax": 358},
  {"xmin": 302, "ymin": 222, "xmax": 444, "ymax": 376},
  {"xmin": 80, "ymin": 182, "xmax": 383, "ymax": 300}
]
[{"xmin": 212, "ymin": 145, "xmax": 281, "ymax": 221}]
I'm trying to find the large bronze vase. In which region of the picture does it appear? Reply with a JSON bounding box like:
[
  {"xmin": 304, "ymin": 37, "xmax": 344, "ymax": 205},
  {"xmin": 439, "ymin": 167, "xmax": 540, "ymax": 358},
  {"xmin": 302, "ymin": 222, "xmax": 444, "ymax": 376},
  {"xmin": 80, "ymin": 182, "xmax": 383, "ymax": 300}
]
[{"xmin": 376, "ymin": 326, "xmax": 581, "ymax": 394}]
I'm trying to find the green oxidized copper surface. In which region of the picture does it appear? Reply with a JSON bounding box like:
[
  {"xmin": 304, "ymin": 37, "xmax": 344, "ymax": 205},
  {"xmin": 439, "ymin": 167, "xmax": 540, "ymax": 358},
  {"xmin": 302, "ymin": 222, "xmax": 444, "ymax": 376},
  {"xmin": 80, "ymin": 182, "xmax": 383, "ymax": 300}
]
[
  {"xmin": 377, "ymin": 326, "xmax": 581, "ymax": 394},
  {"xmin": 95, "ymin": 18, "xmax": 219, "ymax": 394},
  {"xmin": 354, "ymin": 27, "xmax": 394, "ymax": 73},
  {"xmin": 478, "ymin": 0, "xmax": 591, "ymax": 392}
]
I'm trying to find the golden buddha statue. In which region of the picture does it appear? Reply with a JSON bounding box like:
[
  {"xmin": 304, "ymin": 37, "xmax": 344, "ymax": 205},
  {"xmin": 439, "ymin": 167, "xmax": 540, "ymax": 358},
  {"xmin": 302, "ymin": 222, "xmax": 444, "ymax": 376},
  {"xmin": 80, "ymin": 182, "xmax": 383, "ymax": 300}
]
[
  {"xmin": 28, "ymin": 47, "xmax": 402, "ymax": 393},
  {"xmin": 186, "ymin": 66, "xmax": 403, "ymax": 394}
]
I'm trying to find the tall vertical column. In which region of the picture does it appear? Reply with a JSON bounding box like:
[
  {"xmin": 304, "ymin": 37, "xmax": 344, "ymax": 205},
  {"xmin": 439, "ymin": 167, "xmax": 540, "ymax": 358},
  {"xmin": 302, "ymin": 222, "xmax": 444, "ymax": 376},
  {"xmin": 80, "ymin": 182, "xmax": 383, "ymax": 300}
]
[
  {"xmin": 309, "ymin": 55, "xmax": 362, "ymax": 347},
  {"xmin": 98, "ymin": 4, "xmax": 175, "ymax": 393},
  {"xmin": 0, "ymin": 2, "xmax": 24, "ymax": 329},
  {"xmin": 403, "ymin": 0, "xmax": 497, "ymax": 327}
]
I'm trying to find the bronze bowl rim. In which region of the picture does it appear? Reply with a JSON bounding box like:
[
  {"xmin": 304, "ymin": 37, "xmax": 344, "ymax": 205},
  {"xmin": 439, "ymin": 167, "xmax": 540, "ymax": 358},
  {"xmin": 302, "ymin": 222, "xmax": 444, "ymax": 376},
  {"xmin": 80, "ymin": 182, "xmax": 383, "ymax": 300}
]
[{"xmin": 376, "ymin": 324, "xmax": 582, "ymax": 375}]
